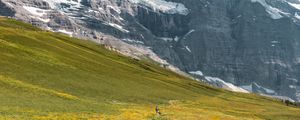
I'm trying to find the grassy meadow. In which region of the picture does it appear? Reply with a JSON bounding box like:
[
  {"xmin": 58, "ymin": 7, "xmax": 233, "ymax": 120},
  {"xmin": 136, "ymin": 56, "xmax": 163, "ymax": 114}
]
[{"xmin": 0, "ymin": 17, "xmax": 299, "ymax": 120}]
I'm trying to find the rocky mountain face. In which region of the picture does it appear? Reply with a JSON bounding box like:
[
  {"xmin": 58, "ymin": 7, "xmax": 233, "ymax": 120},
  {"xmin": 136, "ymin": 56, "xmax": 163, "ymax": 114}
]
[{"xmin": 1, "ymin": 0, "xmax": 300, "ymax": 101}]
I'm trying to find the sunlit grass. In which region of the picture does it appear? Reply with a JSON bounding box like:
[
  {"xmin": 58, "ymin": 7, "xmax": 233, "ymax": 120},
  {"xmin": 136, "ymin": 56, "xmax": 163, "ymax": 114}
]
[{"xmin": 0, "ymin": 75, "xmax": 78, "ymax": 100}]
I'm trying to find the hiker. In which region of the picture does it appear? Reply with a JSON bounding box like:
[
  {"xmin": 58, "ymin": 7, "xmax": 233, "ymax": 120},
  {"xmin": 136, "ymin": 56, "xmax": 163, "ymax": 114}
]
[{"xmin": 155, "ymin": 105, "xmax": 161, "ymax": 115}]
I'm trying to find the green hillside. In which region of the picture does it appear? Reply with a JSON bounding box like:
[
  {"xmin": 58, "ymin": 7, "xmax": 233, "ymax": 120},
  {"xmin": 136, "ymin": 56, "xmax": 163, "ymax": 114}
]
[{"xmin": 0, "ymin": 17, "xmax": 299, "ymax": 120}]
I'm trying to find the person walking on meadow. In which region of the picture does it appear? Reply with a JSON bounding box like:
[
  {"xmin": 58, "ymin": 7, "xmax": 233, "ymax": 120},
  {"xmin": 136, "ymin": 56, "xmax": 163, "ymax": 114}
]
[{"xmin": 156, "ymin": 105, "xmax": 161, "ymax": 115}]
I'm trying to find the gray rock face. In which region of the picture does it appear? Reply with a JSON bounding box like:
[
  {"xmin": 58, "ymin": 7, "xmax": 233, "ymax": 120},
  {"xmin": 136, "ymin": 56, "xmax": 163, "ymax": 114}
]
[
  {"xmin": 1, "ymin": 0, "xmax": 300, "ymax": 101},
  {"xmin": 169, "ymin": 0, "xmax": 300, "ymax": 100},
  {"xmin": 0, "ymin": 0, "xmax": 185, "ymax": 74},
  {"xmin": 0, "ymin": 0, "xmax": 14, "ymax": 16}
]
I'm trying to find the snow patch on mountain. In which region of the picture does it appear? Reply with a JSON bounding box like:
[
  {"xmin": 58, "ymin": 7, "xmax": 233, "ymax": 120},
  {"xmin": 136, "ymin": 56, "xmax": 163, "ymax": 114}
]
[
  {"xmin": 128, "ymin": 0, "xmax": 189, "ymax": 15},
  {"xmin": 45, "ymin": 0, "xmax": 82, "ymax": 9},
  {"xmin": 189, "ymin": 71, "xmax": 203, "ymax": 76},
  {"xmin": 23, "ymin": 6, "xmax": 48, "ymax": 17},
  {"xmin": 188, "ymin": 70, "xmax": 248, "ymax": 93},
  {"xmin": 288, "ymin": 2, "xmax": 300, "ymax": 10},
  {"xmin": 251, "ymin": 0, "xmax": 286, "ymax": 19},
  {"xmin": 23, "ymin": 6, "xmax": 51, "ymax": 23},
  {"xmin": 205, "ymin": 76, "xmax": 249, "ymax": 93},
  {"xmin": 104, "ymin": 22, "xmax": 130, "ymax": 33},
  {"xmin": 185, "ymin": 46, "xmax": 191, "ymax": 53},
  {"xmin": 122, "ymin": 38, "xmax": 144, "ymax": 44},
  {"xmin": 295, "ymin": 13, "xmax": 300, "ymax": 20},
  {"xmin": 58, "ymin": 29, "xmax": 73, "ymax": 36},
  {"xmin": 241, "ymin": 82, "xmax": 275, "ymax": 94},
  {"xmin": 159, "ymin": 37, "xmax": 173, "ymax": 42},
  {"xmin": 107, "ymin": 5, "xmax": 122, "ymax": 14}
]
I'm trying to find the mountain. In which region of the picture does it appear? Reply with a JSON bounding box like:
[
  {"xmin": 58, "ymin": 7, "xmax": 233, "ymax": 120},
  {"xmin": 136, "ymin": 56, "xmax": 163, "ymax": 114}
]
[
  {"xmin": 1, "ymin": 0, "xmax": 300, "ymax": 101},
  {"xmin": 1, "ymin": 17, "xmax": 300, "ymax": 120}
]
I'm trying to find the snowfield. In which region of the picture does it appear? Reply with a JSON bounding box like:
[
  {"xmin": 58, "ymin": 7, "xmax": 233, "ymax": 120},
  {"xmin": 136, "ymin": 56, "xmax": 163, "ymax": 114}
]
[
  {"xmin": 46, "ymin": 0, "xmax": 82, "ymax": 9},
  {"xmin": 205, "ymin": 76, "xmax": 249, "ymax": 93},
  {"xmin": 23, "ymin": 6, "xmax": 48, "ymax": 16},
  {"xmin": 251, "ymin": 0, "xmax": 286, "ymax": 19},
  {"xmin": 128, "ymin": 0, "xmax": 189, "ymax": 15}
]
